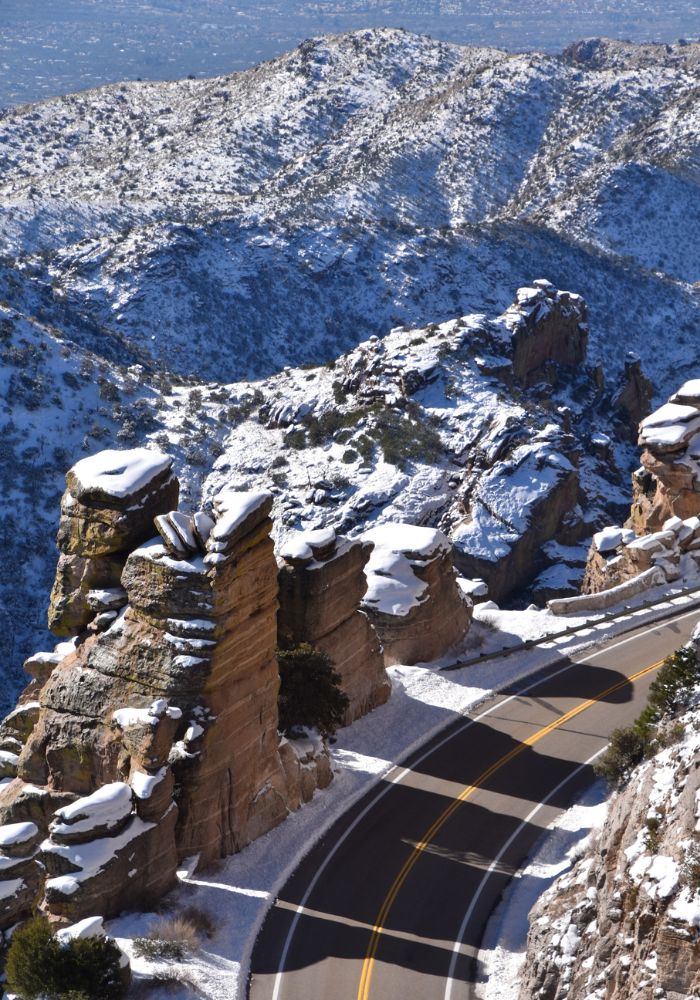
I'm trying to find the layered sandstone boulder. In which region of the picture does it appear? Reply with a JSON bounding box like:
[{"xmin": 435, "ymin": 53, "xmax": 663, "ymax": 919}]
[
  {"xmin": 630, "ymin": 380, "xmax": 700, "ymax": 534},
  {"xmin": 0, "ymin": 454, "xmax": 333, "ymax": 927},
  {"xmin": 277, "ymin": 528, "xmax": 390, "ymax": 723},
  {"xmin": 581, "ymin": 379, "xmax": 700, "ymax": 599},
  {"xmin": 360, "ymin": 524, "xmax": 472, "ymax": 665},
  {"xmin": 49, "ymin": 448, "xmax": 178, "ymax": 635}
]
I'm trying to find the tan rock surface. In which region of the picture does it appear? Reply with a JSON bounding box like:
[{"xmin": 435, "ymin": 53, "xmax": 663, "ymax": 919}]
[
  {"xmin": 0, "ymin": 472, "xmax": 339, "ymax": 927},
  {"xmin": 277, "ymin": 530, "xmax": 390, "ymax": 723},
  {"xmin": 49, "ymin": 448, "xmax": 178, "ymax": 635}
]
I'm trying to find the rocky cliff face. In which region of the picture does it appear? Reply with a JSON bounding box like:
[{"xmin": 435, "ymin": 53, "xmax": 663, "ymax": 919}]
[
  {"xmin": 582, "ymin": 379, "xmax": 700, "ymax": 596},
  {"xmin": 277, "ymin": 528, "xmax": 391, "ymax": 723},
  {"xmin": 0, "ymin": 451, "xmax": 333, "ymax": 927},
  {"xmin": 519, "ymin": 688, "xmax": 700, "ymax": 1000},
  {"xmin": 631, "ymin": 380, "xmax": 700, "ymax": 534},
  {"xmin": 0, "ymin": 444, "xmax": 477, "ymax": 927}
]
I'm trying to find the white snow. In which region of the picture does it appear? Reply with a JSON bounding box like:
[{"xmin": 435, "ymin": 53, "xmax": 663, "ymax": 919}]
[
  {"xmin": 113, "ymin": 700, "xmax": 182, "ymax": 728},
  {"xmin": 55, "ymin": 916, "xmax": 105, "ymax": 946},
  {"xmin": 0, "ymin": 877, "xmax": 24, "ymax": 901},
  {"xmin": 669, "ymin": 887, "xmax": 700, "ymax": 927},
  {"xmin": 131, "ymin": 768, "xmax": 168, "ymax": 800},
  {"xmin": 362, "ymin": 546, "xmax": 428, "ymax": 616},
  {"xmin": 70, "ymin": 448, "xmax": 171, "ymax": 500},
  {"xmin": 593, "ymin": 526, "xmax": 634, "ymax": 553},
  {"xmin": 639, "ymin": 404, "xmax": 700, "ymax": 448},
  {"xmin": 278, "ymin": 527, "xmax": 337, "ymax": 562},
  {"xmin": 364, "ymin": 522, "xmax": 448, "ymax": 559},
  {"xmin": 51, "ymin": 782, "xmax": 133, "ymax": 836},
  {"xmin": 209, "ymin": 491, "xmax": 271, "ymax": 545},
  {"xmin": 0, "ymin": 822, "xmax": 38, "ymax": 847}
]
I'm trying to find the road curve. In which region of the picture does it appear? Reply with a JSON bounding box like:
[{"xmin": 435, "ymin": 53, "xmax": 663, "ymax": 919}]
[{"xmin": 249, "ymin": 606, "xmax": 700, "ymax": 1000}]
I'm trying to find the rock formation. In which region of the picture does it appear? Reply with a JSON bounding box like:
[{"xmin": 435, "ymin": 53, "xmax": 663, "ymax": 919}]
[
  {"xmin": 581, "ymin": 379, "xmax": 700, "ymax": 598},
  {"xmin": 48, "ymin": 448, "xmax": 179, "ymax": 635},
  {"xmin": 501, "ymin": 280, "xmax": 588, "ymax": 386},
  {"xmin": 611, "ymin": 352, "xmax": 654, "ymax": 440},
  {"xmin": 0, "ymin": 451, "xmax": 332, "ymax": 928},
  {"xmin": 630, "ymin": 379, "xmax": 700, "ymax": 533},
  {"xmin": 361, "ymin": 524, "xmax": 472, "ymax": 665},
  {"xmin": 454, "ymin": 425, "xmax": 581, "ymax": 604},
  {"xmin": 277, "ymin": 528, "xmax": 391, "ymax": 723}
]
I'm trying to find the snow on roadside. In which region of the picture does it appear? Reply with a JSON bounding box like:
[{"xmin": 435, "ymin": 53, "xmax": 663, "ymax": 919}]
[
  {"xmin": 476, "ymin": 783, "xmax": 609, "ymax": 1000},
  {"xmin": 108, "ymin": 588, "xmax": 700, "ymax": 999}
]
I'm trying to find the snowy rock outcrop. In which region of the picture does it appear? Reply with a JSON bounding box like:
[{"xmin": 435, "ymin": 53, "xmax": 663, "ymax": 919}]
[
  {"xmin": 519, "ymin": 696, "xmax": 700, "ymax": 1000},
  {"xmin": 631, "ymin": 379, "xmax": 700, "ymax": 533},
  {"xmin": 277, "ymin": 528, "xmax": 391, "ymax": 723},
  {"xmin": 0, "ymin": 452, "xmax": 333, "ymax": 926},
  {"xmin": 503, "ymin": 281, "xmax": 588, "ymax": 386},
  {"xmin": 48, "ymin": 448, "xmax": 179, "ymax": 635},
  {"xmin": 361, "ymin": 524, "xmax": 472, "ymax": 665},
  {"xmin": 582, "ymin": 379, "xmax": 700, "ymax": 597}
]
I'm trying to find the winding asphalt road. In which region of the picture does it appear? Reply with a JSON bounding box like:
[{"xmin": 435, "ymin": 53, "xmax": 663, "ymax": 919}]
[{"xmin": 249, "ymin": 605, "xmax": 700, "ymax": 1000}]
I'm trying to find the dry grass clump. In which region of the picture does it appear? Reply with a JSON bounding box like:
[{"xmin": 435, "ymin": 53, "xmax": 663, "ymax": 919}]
[{"xmin": 133, "ymin": 907, "xmax": 214, "ymax": 961}]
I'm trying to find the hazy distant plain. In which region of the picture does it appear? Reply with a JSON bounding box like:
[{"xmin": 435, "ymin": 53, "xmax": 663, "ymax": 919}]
[{"xmin": 1, "ymin": 0, "xmax": 699, "ymax": 109}]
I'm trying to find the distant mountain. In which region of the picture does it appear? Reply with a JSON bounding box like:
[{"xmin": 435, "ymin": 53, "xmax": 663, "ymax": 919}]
[{"xmin": 0, "ymin": 30, "xmax": 697, "ymax": 395}]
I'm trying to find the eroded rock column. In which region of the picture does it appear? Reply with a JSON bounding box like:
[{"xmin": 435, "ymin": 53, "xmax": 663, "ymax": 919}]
[{"xmin": 277, "ymin": 527, "xmax": 391, "ymax": 723}]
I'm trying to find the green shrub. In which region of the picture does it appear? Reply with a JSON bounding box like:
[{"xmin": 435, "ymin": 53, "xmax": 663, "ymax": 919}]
[
  {"xmin": 595, "ymin": 645, "xmax": 698, "ymax": 789},
  {"xmin": 277, "ymin": 642, "xmax": 349, "ymax": 738},
  {"xmin": 593, "ymin": 724, "xmax": 649, "ymax": 789},
  {"xmin": 5, "ymin": 916, "xmax": 127, "ymax": 1000},
  {"xmin": 132, "ymin": 911, "xmax": 207, "ymax": 961},
  {"xmin": 133, "ymin": 937, "xmax": 184, "ymax": 961},
  {"xmin": 680, "ymin": 839, "xmax": 700, "ymax": 894}
]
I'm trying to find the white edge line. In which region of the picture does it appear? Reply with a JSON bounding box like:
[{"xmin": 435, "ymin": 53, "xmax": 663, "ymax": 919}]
[
  {"xmin": 269, "ymin": 605, "xmax": 700, "ymax": 1000},
  {"xmin": 443, "ymin": 746, "xmax": 607, "ymax": 1000}
]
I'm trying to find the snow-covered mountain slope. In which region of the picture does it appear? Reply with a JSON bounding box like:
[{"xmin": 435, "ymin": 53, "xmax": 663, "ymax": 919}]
[{"xmin": 0, "ymin": 30, "xmax": 697, "ymax": 394}]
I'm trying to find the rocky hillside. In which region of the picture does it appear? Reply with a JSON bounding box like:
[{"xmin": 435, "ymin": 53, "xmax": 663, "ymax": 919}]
[
  {"xmin": 0, "ymin": 277, "xmax": 643, "ymax": 713},
  {"xmin": 519, "ymin": 653, "xmax": 700, "ymax": 1000},
  {"xmin": 0, "ymin": 30, "xmax": 698, "ymax": 393}
]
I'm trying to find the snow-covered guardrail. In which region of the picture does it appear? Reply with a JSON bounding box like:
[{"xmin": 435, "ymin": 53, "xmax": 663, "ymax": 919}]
[
  {"xmin": 445, "ymin": 582, "xmax": 700, "ymax": 672},
  {"xmin": 547, "ymin": 567, "xmax": 666, "ymax": 615}
]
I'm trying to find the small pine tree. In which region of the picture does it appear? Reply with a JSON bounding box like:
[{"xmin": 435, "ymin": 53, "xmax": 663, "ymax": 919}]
[
  {"xmin": 277, "ymin": 642, "xmax": 349, "ymax": 738},
  {"xmin": 5, "ymin": 916, "xmax": 127, "ymax": 1000}
]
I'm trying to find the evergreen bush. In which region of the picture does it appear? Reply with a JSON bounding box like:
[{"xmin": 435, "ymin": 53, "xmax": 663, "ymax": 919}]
[
  {"xmin": 594, "ymin": 645, "xmax": 699, "ymax": 789},
  {"xmin": 5, "ymin": 916, "xmax": 127, "ymax": 1000},
  {"xmin": 277, "ymin": 642, "xmax": 349, "ymax": 738}
]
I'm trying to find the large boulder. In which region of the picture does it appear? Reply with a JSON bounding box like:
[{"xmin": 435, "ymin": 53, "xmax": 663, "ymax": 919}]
[{"xmin": 361, "ymin": 524, "xmax": 472, "ymax": 665}]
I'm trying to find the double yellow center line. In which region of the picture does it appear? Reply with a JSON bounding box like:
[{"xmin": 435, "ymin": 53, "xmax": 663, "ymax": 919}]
[{"xmin": 356, "ymin": 658, "xmax": 664, "ymax": 1000}]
